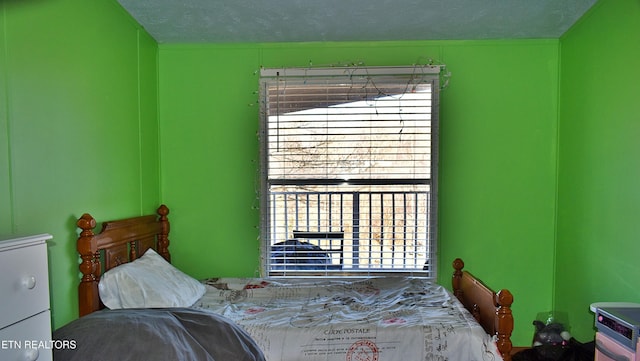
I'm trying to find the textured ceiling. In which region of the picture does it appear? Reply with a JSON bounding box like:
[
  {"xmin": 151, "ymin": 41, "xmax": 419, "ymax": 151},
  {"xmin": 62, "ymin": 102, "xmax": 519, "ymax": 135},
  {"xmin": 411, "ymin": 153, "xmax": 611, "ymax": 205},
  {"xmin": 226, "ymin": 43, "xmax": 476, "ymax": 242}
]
[{"xmin": 117, "ymin": 0, "xmax": 598, "ymax": 44}]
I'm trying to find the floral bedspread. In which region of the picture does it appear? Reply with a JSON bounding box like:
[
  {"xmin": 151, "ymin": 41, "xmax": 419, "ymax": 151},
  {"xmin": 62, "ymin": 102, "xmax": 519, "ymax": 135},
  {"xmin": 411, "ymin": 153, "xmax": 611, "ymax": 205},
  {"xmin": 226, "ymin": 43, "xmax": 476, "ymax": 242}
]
[{"xmin": 194, "ymin": 277, "xmax": 502, "ymax": 361}]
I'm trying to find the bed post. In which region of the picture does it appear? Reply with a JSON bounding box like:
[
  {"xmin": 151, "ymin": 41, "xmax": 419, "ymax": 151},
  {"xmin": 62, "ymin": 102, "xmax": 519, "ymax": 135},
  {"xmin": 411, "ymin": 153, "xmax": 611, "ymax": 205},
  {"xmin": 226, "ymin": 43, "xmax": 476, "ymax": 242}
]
[
  {"xmin": 157, "ymin": 205, "xmax": 170, "ymax": 263},
  {"xmin": 77, "ymin": 213, "xmax": 99, "ymax": 317},
  {"xmin": 452, "ymin": 258, "xmax": 464, "ymax": 300},
  {"xmin": 496, "ymin": 289, "xmax": 514, "ymax": 361}
]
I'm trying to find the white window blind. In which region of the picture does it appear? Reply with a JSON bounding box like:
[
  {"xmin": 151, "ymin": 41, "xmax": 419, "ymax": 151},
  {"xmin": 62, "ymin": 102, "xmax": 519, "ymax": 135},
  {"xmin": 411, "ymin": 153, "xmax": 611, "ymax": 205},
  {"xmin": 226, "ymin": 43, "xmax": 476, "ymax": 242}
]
[{"xmin": 259, "ymin": 66, "xmax": 440, "ymax": 278}]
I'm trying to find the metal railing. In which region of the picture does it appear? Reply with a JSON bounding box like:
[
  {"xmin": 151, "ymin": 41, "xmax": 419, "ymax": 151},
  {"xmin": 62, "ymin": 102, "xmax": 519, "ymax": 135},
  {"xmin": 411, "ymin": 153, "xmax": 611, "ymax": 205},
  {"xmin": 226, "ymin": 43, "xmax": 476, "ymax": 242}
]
[{"xmin": 268, "ymin": 188, "xmax": 432, "ymax": 275}]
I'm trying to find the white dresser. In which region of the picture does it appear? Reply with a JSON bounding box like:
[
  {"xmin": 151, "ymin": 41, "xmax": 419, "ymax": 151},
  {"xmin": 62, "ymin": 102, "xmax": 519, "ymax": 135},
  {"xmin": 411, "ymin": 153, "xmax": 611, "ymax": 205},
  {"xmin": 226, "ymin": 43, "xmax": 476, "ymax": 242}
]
[{"xmin": 0, "ymin": 234, "xmax": 53, "ymax": 361}]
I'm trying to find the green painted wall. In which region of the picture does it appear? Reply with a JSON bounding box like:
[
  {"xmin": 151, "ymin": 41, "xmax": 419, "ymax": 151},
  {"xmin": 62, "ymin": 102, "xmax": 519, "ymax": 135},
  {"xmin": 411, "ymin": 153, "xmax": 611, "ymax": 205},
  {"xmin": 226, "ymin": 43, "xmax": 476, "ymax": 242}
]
[
  {"xmin": 556, "ymin": 0, "xmax": 640, "ymax": 342},
  {"xmin": 0, "ymin": 0, "xmax": 159, "ymax": 329},
  {"xmin": 159, "ymin": 40, "xmax": 560, "ymax": 345},
  {"xmin": 438, "ymin": 41, "xmax": 560, "ymax": 345},
  {"xmin": 5, "ymin": 0, "xmax": 633, "ymax": 349}
]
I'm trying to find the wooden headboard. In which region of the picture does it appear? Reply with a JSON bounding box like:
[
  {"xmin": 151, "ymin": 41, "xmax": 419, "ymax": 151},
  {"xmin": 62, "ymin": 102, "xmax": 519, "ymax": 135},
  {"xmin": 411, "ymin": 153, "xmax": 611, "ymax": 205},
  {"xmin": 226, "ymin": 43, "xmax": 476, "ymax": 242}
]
[
  {"xmin": 452, "ymin": 258, "xmax": 514, "ymax": 361},
  {"xmin": 76, "ymin": 205, "xmax": 170, "ymax": 317}
]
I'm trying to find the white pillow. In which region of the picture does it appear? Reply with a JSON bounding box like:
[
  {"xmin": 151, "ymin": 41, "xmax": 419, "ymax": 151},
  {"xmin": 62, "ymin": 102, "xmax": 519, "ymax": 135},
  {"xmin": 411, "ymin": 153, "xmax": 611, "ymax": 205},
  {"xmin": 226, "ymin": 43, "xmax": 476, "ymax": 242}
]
[{"xmin": 98, "ymin": 248, "xmax": 205, "ymax": 309}]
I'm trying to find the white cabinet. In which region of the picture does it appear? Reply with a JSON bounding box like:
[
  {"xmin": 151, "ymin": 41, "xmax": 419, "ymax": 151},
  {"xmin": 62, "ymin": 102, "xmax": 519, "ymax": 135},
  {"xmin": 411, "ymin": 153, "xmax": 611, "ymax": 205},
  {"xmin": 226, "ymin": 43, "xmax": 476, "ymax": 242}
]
[{"xmin": 0, "ymin": 234, "xmax": 52, "ymax": 361}]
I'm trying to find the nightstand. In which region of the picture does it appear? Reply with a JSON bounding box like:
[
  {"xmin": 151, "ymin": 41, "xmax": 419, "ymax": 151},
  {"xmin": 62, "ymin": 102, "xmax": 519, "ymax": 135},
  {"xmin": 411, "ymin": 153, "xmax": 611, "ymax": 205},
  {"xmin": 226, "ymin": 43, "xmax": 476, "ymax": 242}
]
[{"xmin": 0, "ymin": 234, "xmax": 52, "ymax": 361}]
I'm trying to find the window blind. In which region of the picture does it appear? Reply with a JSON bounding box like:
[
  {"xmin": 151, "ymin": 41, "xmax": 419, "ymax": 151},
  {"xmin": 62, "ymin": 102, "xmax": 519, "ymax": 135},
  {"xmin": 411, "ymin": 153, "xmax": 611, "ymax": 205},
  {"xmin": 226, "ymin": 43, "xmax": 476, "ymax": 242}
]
[{"xmin": 259, "ymin": 65, "xmax": 440, "ymax": 278}]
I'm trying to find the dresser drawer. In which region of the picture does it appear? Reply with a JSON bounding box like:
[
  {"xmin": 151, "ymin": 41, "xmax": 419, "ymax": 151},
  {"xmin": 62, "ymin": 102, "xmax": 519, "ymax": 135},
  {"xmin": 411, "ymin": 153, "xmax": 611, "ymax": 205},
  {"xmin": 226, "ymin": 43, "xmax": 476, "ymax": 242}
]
[
  {"xmin": 0, "ymin": 310, "xmax": 52, "ymax": 361},
  {"xmin": 0, "ymin": 241, "xmax": 50, "ymax": 329}
]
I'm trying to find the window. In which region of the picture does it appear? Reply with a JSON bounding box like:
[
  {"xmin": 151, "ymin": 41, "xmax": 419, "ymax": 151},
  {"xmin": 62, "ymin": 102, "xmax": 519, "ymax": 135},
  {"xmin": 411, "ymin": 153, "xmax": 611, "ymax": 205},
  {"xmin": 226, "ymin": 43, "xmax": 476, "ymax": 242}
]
[{"xmin": 259, "ymin": 65, "xmax": 440, "ymax": 278}]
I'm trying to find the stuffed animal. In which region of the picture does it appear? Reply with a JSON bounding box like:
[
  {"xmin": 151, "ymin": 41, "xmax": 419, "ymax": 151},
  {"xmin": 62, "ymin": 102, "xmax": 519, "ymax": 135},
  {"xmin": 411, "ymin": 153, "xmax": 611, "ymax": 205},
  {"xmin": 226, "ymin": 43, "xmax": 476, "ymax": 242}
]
[
  {"xmin": 532, "ymin": 320, "xmax": 572, "ymax": 346},
  {"xmin": 513, "ymin": 320, "xmax": 593, "ymax": 361}
]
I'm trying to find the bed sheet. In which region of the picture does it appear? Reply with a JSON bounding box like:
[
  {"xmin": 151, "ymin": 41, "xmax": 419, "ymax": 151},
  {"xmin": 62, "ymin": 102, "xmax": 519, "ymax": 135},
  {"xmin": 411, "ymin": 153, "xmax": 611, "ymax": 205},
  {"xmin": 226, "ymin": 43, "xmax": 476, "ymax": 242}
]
[{"xmin": 194, "ymin": 277, "xmax": 503, "ymax": 361}]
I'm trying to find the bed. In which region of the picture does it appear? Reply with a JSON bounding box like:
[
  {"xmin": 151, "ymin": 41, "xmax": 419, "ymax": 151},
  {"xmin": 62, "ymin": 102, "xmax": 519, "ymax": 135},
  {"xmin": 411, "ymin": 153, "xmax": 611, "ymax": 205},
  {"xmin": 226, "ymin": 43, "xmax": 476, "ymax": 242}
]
[
  {"xmin": 70, "ymin": 204, "xmax": 514, "ymax": 361},
  {"xmin": 57, "ymin": 204, "xmax": 265, "ymax": 361}
]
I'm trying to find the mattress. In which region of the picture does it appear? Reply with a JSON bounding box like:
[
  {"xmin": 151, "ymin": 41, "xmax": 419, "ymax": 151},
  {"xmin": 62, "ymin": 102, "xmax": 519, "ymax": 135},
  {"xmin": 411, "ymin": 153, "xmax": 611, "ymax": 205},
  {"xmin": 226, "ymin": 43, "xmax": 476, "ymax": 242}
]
[{"xmin": 194, "ymin": 277, "xmax": 503, "ymax": 361}]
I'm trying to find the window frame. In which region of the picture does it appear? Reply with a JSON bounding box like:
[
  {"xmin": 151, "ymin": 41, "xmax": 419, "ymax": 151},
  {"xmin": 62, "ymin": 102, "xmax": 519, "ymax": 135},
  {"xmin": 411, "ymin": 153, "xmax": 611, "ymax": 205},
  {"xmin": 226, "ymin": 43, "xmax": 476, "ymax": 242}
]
[{"xmin": 258, "ymin": 65, "xmax": 441, "ymax": 279}]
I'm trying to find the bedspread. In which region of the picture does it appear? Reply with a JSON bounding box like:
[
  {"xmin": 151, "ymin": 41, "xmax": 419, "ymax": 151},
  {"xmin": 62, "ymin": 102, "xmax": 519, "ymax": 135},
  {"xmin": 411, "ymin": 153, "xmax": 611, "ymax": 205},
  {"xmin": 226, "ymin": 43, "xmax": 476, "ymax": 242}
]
[{"xmin": 194, "ymin": 277, "xmax": 503, "ymax": 361}]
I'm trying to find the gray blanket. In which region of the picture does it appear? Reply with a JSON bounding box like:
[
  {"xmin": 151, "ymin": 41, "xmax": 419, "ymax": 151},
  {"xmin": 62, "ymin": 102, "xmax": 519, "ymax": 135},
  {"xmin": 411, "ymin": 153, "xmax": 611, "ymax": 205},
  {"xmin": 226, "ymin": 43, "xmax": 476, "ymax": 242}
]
[{"xmin": 53, "ymin": 308, "xmax": 265, "ymax": 361}]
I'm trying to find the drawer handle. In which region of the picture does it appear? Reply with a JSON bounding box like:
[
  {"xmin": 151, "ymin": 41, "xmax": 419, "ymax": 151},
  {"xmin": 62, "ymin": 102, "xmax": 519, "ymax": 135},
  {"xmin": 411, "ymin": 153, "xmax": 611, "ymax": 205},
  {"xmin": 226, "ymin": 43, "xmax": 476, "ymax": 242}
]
[
  {"xmin": 596, "ymin": 340, "xmax": 630, "ymax": 361},
  {"xmin": 23, "ymin": 347, "xmax": 39, "ymax": 361},
  {"xmin": 22, "ymin": 275, "xmax": 37, "ymax": 290}
]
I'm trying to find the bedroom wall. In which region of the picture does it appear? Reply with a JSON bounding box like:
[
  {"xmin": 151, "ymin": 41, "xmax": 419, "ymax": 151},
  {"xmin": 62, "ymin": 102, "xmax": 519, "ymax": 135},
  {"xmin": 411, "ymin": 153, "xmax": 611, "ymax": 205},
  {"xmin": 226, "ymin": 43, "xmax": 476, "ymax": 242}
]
[
  {"xmin": 158, "ymin": 40, "xmax": 560, "ymax": 345},
  {"xmin": 555, "ymin": 0, "xmax": 640, "ymax": 342},
  {"xmin": 0, "ymin": 0, "xmax": 159, "ymax": 329},
  {"xmin": 5, "ymin": 0, "xmax": 626, "ymax": 348}
]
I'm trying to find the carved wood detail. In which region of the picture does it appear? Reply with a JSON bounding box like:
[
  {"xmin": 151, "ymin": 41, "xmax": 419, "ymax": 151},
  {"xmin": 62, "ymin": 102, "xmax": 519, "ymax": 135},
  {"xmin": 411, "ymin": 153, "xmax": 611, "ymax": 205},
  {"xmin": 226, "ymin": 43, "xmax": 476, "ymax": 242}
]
[
  {"xmin": 495, "ymin": 289, "xmax": 514, "ymax": 361},
  {"xmin": 76, "ymin": 205, "xmax": 171, "ymax": 317},
  {"xmin": 157, "ymin": 204, "xmax": 170, "ymax": 262},
  {"xmin": 77, "ymin": 213, "xmax": 99, "ymax": 318},
  {"xmin": 451, "ymin": 258, "xmax": 514, "ymax": 361},
  {"xmin": 452, "ymin": 257, "xmax": 464, "ymax": 301},
  {"xmin": 105, "ymin": 244, "xmax": 128, "ymax": 269}
]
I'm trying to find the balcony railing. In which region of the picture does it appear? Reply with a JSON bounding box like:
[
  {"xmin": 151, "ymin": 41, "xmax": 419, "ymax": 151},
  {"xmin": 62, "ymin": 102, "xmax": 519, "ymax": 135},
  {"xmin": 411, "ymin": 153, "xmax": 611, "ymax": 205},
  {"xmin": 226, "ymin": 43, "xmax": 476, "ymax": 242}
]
[{"xmin": 268, "ymin": 189, "xmax": 433, "ymax": 276}]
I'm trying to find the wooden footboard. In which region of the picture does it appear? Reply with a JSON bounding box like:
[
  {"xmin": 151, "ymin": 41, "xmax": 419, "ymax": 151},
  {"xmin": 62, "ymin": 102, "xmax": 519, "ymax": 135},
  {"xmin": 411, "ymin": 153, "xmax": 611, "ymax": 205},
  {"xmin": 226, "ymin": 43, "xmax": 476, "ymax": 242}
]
[{"xmin": 452, "ymin": 258, "xmax": 514, "ymax": 361}]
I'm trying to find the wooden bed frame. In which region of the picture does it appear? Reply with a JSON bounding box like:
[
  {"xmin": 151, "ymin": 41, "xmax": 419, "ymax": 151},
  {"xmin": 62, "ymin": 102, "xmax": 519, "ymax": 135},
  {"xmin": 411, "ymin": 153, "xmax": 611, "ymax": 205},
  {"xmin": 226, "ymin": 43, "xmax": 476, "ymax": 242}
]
[{"xmin": 76, "ymin": 204, "xmax": 514, "ymax": 361}]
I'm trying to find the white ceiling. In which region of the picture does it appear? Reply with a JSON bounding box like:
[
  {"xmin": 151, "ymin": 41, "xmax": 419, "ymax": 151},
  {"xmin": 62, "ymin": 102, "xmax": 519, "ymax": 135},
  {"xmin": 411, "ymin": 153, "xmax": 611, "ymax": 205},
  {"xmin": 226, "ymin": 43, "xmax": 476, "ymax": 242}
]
[{"xmin": 117, "ymin": 0, "xmax": 598, "ymax": 44}]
